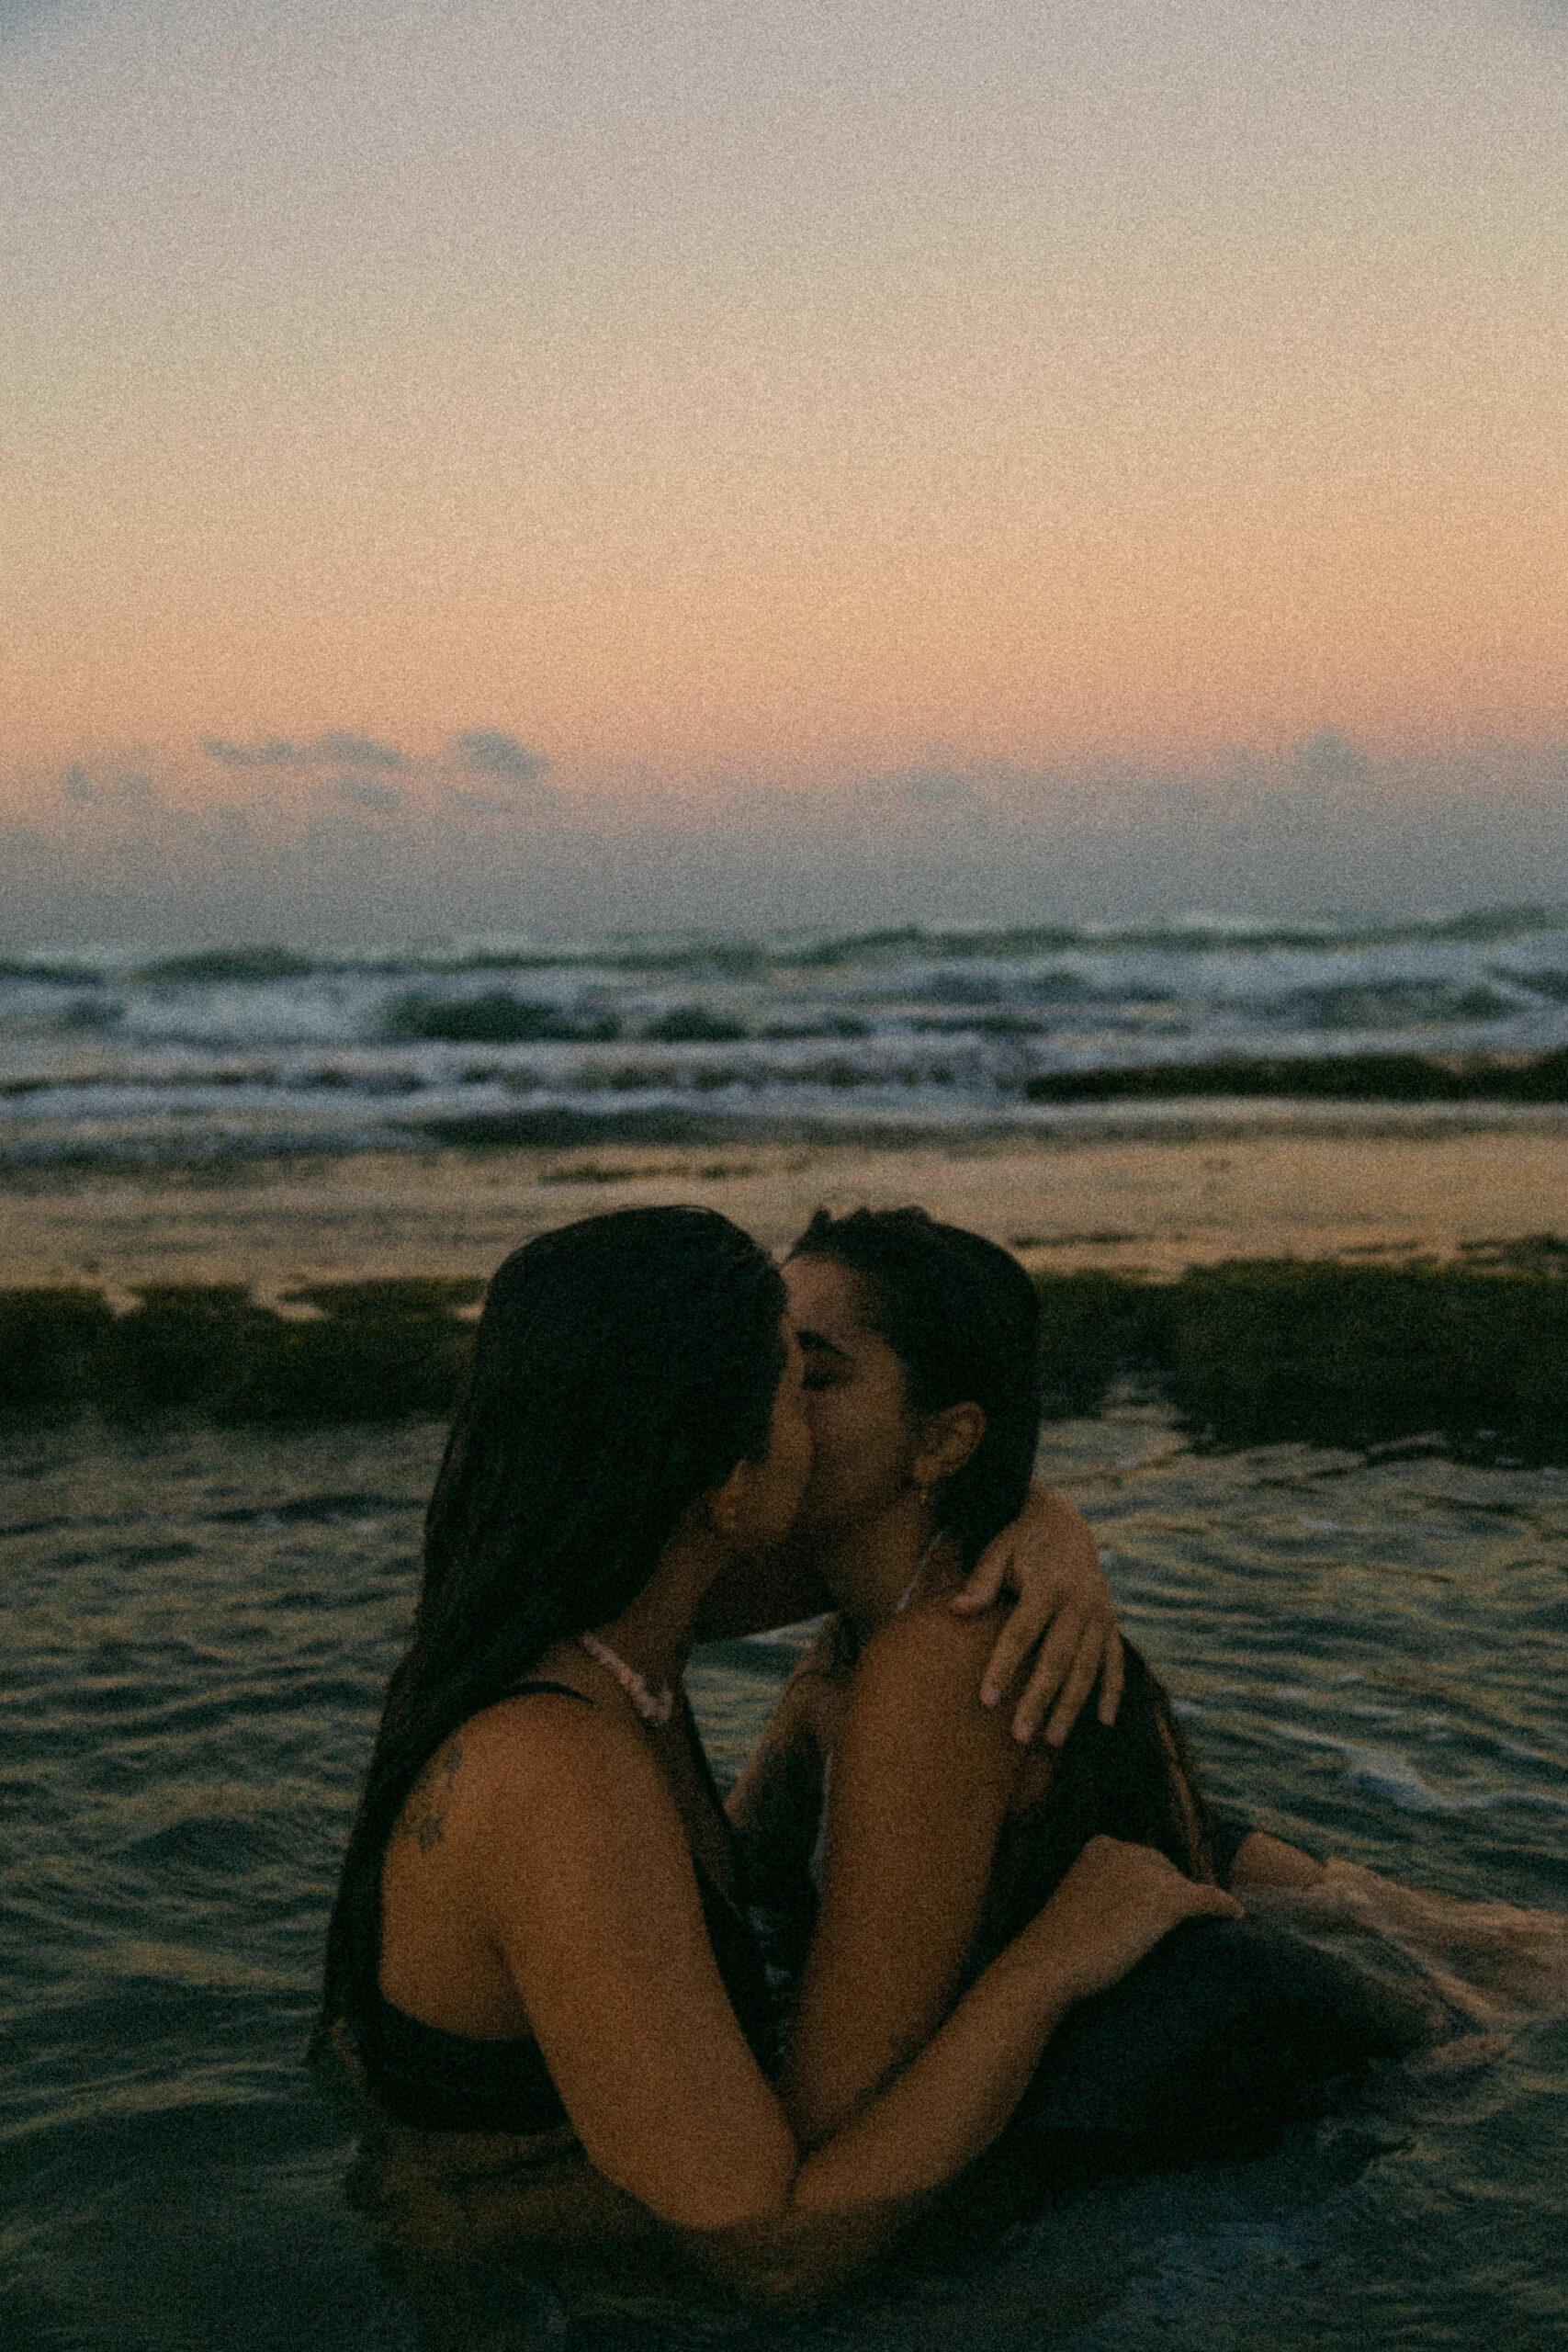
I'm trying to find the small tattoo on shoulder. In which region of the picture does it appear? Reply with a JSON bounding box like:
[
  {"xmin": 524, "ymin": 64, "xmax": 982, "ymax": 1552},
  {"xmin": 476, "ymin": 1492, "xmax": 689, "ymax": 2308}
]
[{"xmin": 402, "ymin": 1738, "xmax": 463, "ymax": 1852}]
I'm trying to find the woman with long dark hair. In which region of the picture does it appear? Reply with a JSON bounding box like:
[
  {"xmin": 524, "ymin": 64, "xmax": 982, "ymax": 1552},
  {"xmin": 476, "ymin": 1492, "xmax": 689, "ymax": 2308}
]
[{"xmin": 318, "ymin": 1205, "xmax": 1236, "ymax": 2308}]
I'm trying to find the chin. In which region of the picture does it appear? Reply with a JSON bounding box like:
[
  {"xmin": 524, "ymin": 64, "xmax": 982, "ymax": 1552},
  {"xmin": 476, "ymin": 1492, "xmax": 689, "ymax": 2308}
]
[{"xmin": 790, "ymin": 1487, "xmax": 847, "ymax": 1542}]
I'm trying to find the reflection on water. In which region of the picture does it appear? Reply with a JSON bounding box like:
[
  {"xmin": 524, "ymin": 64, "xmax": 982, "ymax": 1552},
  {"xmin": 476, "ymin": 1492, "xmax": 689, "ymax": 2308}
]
[{"xmin": 3, "ymin": 1408, "xmax": 1566, "ymax": 2350}]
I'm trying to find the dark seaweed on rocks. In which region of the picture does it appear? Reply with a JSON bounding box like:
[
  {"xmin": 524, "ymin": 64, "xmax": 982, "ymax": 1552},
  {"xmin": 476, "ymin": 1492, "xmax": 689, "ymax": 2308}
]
[
  {"xmin": 0, "ymin": 1280, "xmax": 479, "ymax": 1424},
  {"xmin": 251, "ymin": 1279, "xmax": 481, "ymax": 1422},
  {"xmin": 1161, "ymin": 1260, "xmax": 1568, "ymax": 1453},
  {"xmin": 0, "ymin": 1288, "xmax": 115, "ymax": 1412},
  {"xmin": 95, "ymin": 1285, "xmax": 294, "ymax": 1419},
  {"xmin": 1032, "ymin": 1272, "xmax": 1142, "ymax": 1417},
  {"xmin": 1032, "ymin": 1257, "xmax": 1568, "ymax": 1455},
  {"xmin": 5, "ymin": 1259, "xmax": 1567, "ymax": 1451}
]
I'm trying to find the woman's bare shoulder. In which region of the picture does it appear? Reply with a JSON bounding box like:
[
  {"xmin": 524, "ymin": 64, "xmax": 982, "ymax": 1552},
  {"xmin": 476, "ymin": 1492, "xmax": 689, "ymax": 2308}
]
[
  {"xmin": 472, "ymin": 1676, "xmax": 646, "ymax": 1765},
  {"xmin": 415, "ymin": 1678, "xmax": 657, "ymax": 1848},
  {"xmin": 855, "ymin": 1589, "xmax": 1003, "ymax": 1695},
  {"xmin": 843, "ymin": 1598, "xmax": 1022, "ymax": 1780}
]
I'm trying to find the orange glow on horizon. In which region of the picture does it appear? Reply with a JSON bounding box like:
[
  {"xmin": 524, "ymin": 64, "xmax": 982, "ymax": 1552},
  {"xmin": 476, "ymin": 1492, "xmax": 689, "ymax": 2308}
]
[{"xmin": 7, "ymin": 0, "xmax": 1567, "ymax": 808}]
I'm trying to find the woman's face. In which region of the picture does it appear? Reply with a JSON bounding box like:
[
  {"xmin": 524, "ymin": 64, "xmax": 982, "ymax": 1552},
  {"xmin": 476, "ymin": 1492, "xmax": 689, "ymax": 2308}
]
[
  {"xmin": 781, "ymin": 1256, "xmax": 920, "ymax": 1546},
  {"xmin": 729, "ymin": 1317, "xmax": 815, "ymax": 1550}
]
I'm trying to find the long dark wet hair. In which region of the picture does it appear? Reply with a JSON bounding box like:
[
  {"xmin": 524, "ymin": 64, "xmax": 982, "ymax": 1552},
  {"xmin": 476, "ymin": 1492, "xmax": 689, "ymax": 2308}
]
[
  {"xmin": 787, "ymin": 1207, "xmax": 1216, "ymax": 1914},
  {"xmin": 316, "ymin": 1205, "xmax": 787, "ymax": 2048}
]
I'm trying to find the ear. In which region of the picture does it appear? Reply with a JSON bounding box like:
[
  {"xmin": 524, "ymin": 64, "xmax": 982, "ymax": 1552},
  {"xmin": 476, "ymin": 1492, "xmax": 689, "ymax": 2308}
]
[
  {"xmin": 701, "ymin": 1459, "xmax": 748, "ymax": 1539},
  {"xmin": 911, "ymin": 1401, "xmax": 986, "ymax": 1491}
]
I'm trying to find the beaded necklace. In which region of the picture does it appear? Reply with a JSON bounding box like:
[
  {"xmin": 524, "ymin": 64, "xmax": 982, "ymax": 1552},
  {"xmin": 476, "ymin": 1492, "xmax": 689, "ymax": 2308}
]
[{"xmin": 578, "ymin": 1632, "xmax": 675, "ymax": 1726}]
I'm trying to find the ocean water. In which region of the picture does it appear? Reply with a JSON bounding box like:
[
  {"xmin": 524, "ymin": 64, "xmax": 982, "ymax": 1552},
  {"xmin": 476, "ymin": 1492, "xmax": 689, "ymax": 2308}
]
[
  {"xmin": 5, "ymin": 1405, "xmax": 1566, "ymax": 2352},
  {"xmin": 6, "ymin": 905, "xmax": 1568, "ymax": 1168}
]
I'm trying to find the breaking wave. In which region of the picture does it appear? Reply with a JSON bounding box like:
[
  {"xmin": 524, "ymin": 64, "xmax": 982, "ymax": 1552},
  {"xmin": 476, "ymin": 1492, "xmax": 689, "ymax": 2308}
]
[{"xmin": 5, "ymin": 902, "xmax": 1568, "ymax": 1167}]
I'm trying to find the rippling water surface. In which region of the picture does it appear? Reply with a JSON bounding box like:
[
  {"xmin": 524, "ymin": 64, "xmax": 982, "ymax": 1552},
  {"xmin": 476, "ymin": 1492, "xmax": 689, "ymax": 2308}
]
[{"xmin": 5, "ymin": 1409, "xmax": 1566, "ymax": 2350}]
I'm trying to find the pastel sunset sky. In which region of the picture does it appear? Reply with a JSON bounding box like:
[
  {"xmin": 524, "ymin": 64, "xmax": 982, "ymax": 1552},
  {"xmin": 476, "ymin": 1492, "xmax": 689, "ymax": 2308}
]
[{"xmin": 6, "ymin": 0, "xmax": 1566, "ymax": 940}]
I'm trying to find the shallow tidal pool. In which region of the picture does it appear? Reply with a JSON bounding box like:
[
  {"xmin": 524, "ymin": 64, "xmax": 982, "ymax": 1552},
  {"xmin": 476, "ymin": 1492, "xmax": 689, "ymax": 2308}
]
[{"xmin": 4, "ymin": 1407, "xmax": 1566, "ymax": 2351}]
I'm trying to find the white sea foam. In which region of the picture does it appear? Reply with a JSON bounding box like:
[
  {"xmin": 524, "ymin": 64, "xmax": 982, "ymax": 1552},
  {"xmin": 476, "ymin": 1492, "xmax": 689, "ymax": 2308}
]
[{"xmin": 4, "ymin": 903, "xmax": 1567, "ymax": 1168}]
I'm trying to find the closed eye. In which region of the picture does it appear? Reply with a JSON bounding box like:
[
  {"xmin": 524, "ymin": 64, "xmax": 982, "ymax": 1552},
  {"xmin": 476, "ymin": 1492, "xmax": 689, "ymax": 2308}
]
[
  {"xmin": 794, "ymin": 1325, "xmax": 851, "ymax": 1370},
  {"xmin": 796, "ymin": 1328, "xmax": 852, "ymax": 1393}
]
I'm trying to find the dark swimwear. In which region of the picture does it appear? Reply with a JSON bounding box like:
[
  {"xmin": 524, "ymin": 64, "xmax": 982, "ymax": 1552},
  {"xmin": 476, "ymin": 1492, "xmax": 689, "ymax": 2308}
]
[
  {"xmin": 352, "ymin": 1682, "xmax": 776, "ymax": 2137},
  {"xmin": 745, "ymin": 1632, "xmax": 1458, "ymax": 2192},
  {"xmin": 1001, "ymin": 1806, "xmax": 1463, "ymax": 2175},
  {"xmin": 1017, "ymin": 1906, "xmax": 1450, "ymax": 2154},
  {"xmin": 359, "ymin": 1681, "xmax": 1459, "ymax": 2166}
]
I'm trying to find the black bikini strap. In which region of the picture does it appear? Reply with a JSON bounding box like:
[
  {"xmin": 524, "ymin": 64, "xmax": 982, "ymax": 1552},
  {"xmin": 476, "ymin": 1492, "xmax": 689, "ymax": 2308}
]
[{"xmin": 502, "ymin": 1679, "xmax": 594, "ymax": 1703}]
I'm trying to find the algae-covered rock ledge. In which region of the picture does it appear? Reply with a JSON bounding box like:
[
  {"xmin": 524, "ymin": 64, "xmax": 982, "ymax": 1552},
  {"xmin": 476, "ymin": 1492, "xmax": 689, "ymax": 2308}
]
[
  {"xmin": 4, "ymin": 1250, "xmax": 1566, "ymax": 1458},
  {"xmin": 0, "ymin": 1279, "xmax": 481, "ymax": 1426},
  {"xmin": 1031, "ymin": 1247, "xmax": 1568, "ymax": 1455}
]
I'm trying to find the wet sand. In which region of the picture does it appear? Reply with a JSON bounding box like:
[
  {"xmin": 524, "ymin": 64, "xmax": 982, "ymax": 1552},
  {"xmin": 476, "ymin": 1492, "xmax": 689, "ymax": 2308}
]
[{"xmin": 5, "ymin": 1111, "xmax": 1566, "ymax": 1301}]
